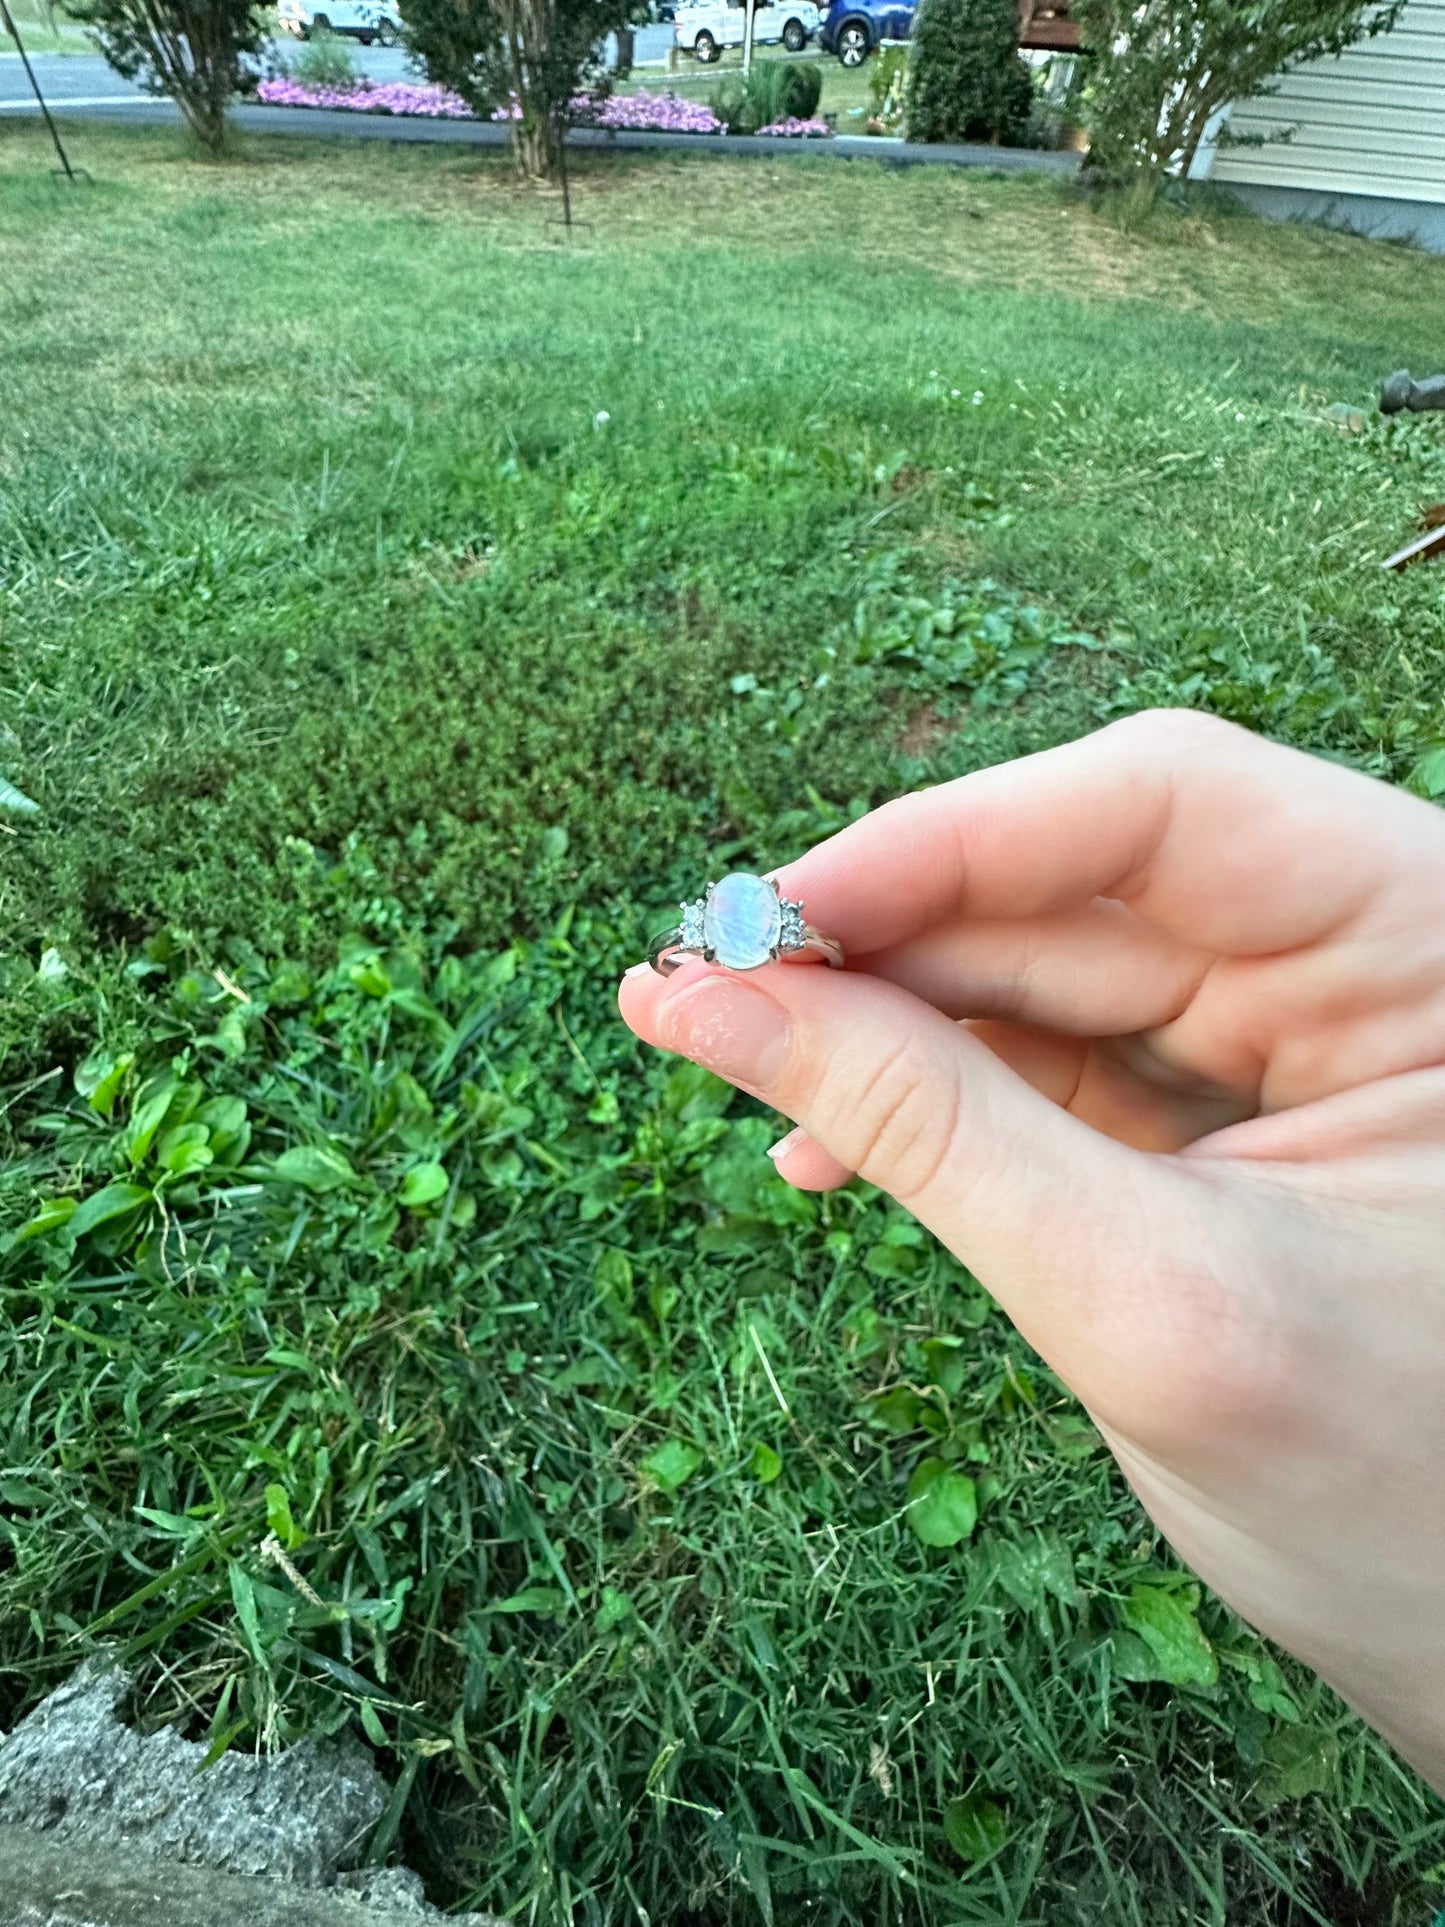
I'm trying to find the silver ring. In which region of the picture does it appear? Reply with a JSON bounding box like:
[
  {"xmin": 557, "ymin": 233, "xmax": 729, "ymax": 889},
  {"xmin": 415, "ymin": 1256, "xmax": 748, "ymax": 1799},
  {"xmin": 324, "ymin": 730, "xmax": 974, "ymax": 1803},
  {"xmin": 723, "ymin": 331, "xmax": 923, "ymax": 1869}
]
[{"xmin": 649, "ymin": 871, "xmax": 845, "ymax": 977}]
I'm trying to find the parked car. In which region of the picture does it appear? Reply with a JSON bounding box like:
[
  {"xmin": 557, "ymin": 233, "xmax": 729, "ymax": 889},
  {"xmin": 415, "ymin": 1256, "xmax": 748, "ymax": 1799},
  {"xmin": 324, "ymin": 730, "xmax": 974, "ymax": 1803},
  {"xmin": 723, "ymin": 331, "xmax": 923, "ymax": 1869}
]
[
  {"xmin": 817, "ymin": 0, "xmax": 914, "ymax": 64},
  {"xmin": 674, "ymin": 0, "xmax": 820, "ymax": 62},
  {"xmin": 276, "ymin": 0, "xmax": 403, "ymax": 44}
]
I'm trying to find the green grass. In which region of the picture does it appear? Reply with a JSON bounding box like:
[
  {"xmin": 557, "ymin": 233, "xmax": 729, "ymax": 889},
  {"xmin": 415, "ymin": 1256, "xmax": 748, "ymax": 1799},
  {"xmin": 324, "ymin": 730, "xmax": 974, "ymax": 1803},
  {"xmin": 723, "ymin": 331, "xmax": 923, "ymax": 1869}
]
[
  {"xmin": 0, "ymin": 0, "xmax": 90, "ymax": 52},
  {"xmin": 2, "ymin": 125, "xmax": 1445, "ymax": 1924}
]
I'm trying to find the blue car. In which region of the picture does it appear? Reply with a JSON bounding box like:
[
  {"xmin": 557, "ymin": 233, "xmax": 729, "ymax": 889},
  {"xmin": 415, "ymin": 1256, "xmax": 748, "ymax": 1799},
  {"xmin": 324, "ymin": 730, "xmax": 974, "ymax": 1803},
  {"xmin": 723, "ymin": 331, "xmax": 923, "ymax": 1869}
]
[{"xmin": 817, "ymin": 0, "xmax": 916, "ymax": 63}]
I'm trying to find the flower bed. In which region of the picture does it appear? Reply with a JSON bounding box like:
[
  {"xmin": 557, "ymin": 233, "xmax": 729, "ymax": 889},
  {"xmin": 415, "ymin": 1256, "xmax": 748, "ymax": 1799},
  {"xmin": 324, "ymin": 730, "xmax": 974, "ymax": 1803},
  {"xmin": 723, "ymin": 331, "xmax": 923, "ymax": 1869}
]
[
  {"xmin": 494, "ymin": 89, "xmax": 723, "ymax": 135},
  {"xmin": 258, "ymin": 77, "xmax": 723, "ymax": 135},
  {"xmin": 257, "ymin": 77, "xmax": 470, "ymax": 117},
  {"xmin": 574, "ymin": 89, "xmax": 723, "ymax": 135},
  {"xmin": 756, "ymin": 116, "xmax": 833, "ymax": 138}
]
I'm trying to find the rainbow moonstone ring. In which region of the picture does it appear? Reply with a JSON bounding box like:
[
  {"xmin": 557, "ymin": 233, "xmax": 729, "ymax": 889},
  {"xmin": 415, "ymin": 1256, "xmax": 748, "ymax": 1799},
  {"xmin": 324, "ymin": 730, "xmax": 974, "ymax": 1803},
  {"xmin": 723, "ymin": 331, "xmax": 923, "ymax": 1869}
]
[{"xmin": 648, "ymin": 872, "xmax": 845, "ymax": 976}]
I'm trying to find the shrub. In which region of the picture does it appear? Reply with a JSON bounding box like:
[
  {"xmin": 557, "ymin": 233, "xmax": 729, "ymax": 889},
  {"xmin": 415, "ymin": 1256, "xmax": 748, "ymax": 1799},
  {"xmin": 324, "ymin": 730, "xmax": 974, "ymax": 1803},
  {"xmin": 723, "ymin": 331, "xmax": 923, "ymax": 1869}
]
[
  {"xmin": 907, "ymin": 0, "xmax": 1032, "ymax": 146},
  {"xmin": 1018, "ymin": 50, "xmax": 1083, "ymax": 148},
  {"xmin": 289, "ymin": 25, "xmax": 358, "ymax": 88},
  {"xmin": 715, "ymin": 55, "xmax": 821, "ymax": 134},
  {"xmin": 869, "ymin": 43, "xmax": 908, "ymax": 127},
  {"xmin": 1075, "ymin": 0, "xmax": 1406, "ymax": 187},
  {"xmin": 403, "ymin": 0, "xmax": 645, "ymax": 178},
  {"xmin": 68, "ymin": 0, "xmax": 266, "ymax": 150}
]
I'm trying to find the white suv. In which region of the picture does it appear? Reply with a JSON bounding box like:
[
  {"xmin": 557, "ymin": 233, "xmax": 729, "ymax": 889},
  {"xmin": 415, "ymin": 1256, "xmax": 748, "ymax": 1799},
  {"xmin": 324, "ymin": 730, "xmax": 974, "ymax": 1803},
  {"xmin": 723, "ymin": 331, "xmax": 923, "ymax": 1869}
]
[
  {"xmin": 276, "ymin": 0, "xmax": 403, "ymax": 43},
  {"xmin": 674, "ymin": 0, "xmax": 820, "ymax": 62}
]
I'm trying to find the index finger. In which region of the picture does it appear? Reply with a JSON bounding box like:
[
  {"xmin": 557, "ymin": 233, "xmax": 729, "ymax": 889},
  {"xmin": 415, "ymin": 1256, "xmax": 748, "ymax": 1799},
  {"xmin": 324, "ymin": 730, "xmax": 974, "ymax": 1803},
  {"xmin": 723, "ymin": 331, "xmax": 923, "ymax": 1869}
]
[{"xmin": 773, "ymin": 710, "xmax": 1443, "ymax": 962}]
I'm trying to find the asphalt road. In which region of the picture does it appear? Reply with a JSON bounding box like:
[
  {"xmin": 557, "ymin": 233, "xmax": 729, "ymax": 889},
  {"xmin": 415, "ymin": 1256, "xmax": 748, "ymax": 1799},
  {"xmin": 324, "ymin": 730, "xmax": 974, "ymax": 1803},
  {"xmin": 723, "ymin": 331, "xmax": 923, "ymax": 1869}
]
[
  {"xmin": 0, "ymin": 29, "xmax": 676, "ymax": 111},
  {"xmin": 0, "ymin": 48, "xmax": 138, "ymax": 112}
]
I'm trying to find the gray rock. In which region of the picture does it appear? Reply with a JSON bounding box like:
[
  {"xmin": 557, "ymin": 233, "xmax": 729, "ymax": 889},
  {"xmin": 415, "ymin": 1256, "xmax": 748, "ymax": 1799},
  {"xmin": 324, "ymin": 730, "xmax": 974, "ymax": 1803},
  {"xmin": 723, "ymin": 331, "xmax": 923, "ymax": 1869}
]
[
  {"xmin": 0, "ymin": 1662, "xmax": 384, "ymax": 1886},
  {"xmin": 335, "ymin": 1868, "xmax": 432, "ymax": 1911},
  {"xmin": 1380, "ymin": 368, "xmax": 1445, "ymax": 414},
  {"xmin": 0, "ymin": 1822, "xmax": 506, "ymax": 1927}
]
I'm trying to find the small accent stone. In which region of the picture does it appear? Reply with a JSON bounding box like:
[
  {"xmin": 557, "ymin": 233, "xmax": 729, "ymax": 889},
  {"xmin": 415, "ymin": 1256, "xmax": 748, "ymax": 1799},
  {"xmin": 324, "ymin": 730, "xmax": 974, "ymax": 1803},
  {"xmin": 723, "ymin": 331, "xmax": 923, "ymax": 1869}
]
[
  {"xmin": 779, "ymin": 901, "xmax": 806, "ymax": 949},
  {"xmin": 703, "ymin": 873, "xmax": 781, "ymax": 970},
  {"xmin": 680, "ymin": 899, "xmax": 706, "ymax": 948}
]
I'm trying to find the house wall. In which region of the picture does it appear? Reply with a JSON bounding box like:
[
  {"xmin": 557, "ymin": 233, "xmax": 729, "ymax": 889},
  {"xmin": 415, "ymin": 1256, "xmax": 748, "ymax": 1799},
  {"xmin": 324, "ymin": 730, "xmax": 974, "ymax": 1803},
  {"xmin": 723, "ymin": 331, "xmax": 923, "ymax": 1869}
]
[{"xmin": 1206, "ymin": 0, "xmax": 1445, "ymax": 248}]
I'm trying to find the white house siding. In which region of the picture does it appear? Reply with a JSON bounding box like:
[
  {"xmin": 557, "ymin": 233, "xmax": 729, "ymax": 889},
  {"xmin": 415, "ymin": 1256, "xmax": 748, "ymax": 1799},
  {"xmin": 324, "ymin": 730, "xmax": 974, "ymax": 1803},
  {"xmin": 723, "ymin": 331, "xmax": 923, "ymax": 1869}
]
[{"xmin": 1205, "ymin": 0, "xmax": 1445, "ymax": 250}]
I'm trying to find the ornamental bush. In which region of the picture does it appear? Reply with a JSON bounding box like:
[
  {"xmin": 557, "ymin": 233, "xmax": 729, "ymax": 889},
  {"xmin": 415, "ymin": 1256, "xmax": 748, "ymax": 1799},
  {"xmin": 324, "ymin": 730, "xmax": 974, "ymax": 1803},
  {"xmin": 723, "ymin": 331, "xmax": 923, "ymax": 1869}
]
[
  {"xmin": 1075, "ymin": 0, "xmax": 1406, "ymax": 187},
  {"xmin": 907, "ymin": 0, "xmax": 1032, "ymax": 146},
  {"xmin": 404, "ymin": 0, "xmax": 646, "ymax": 179},
  {"xmin": 869, "ymin": 44, "xmax": 908, "ymax": 128},
  {"xmin": 289, "ymin": 25, "xmax": 358, "ymax": 89},
  {"xmin": 715, "ymin": 56, "xmax": 822, "ymax": 135},
  {"xmin": 68, "ymin": 0, "xmax": 265, "ymax": 151}
]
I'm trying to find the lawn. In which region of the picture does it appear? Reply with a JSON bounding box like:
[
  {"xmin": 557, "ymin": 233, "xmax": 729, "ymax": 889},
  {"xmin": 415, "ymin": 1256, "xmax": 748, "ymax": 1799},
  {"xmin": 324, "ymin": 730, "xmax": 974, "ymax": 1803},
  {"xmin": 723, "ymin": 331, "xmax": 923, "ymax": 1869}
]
[
  {"xmin": 0, "ymin": 0, "xmax": 90, "ymax": 52},
  {"xmin": 2, "ymin": 123, "xmax": 1445, "ymax": 1925}
]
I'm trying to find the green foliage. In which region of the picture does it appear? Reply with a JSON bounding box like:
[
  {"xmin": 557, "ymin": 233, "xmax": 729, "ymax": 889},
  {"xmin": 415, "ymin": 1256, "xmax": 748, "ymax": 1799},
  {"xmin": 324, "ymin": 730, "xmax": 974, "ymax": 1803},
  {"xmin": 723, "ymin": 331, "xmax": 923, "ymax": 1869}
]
[
  {"xmin": 1, "ymin": 136, "xmax": 1444, "ymax": 1923},
  {"xmin": 870, "ymin": 44, "xmax": 905, "ymax": 110},
  {"xmin": 1075, "ymin": 0, "xmax": 1406, "ymax": 186},
  {"xmin": 404, "ymin": 0, "xmax": 643, "ymax": 177},
  {"xmin": 716, "ymin": 54, "xmax": 822, "ymax": 133},
  {"xmin": 1017, "ymin": 50, "xmax": 1083, "ymax": 150},
  {"xmin": 942, "ymin": 1786, "xmax": 1007, "ymax": 1862},
  {"xmin": 289, "ymin": 25, "xmax": 359, "ymax": 88},
  {"xmin": 67, "ymin": 0, "xmax": 265, "ymax": 150},
  {"xmin": 869, "ymin": 42, "xmax": 908, "ymax": 124},
  {"xmin": 904, "ymin": 1457, "xmax": 978, "ymax": 1546},
  {"xmin": 8, "ymin": 932, "xmax": 1414, "ymax": 1917},
  {"xmin": 1119, "ymin": 1577, "xmax": 1219, "ymax": 1687},
  {"xmin": 906, "ymin": 0, "xmax": 1032, "ymax": 146}
]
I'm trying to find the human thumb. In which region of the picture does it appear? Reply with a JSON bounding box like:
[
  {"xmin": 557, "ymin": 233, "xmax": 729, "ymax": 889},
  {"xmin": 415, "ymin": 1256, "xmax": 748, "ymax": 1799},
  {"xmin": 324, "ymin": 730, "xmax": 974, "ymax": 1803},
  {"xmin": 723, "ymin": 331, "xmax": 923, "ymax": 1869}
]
[{"xmin": 621, "ymin": 958, "xmax": 1156, "ymax": 1386}]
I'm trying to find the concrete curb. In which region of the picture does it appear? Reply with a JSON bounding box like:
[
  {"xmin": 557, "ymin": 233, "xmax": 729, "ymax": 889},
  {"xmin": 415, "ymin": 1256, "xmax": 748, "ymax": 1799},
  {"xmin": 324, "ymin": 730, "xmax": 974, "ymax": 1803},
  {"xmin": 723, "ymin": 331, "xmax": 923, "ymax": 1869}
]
[
  {"xmin": 0, "ymin": 1825, "xmax": 500, "ymax": 1927},
  {"xmin": 16, "ymin": 96, "xmax": 1082, "ymax": 174}
]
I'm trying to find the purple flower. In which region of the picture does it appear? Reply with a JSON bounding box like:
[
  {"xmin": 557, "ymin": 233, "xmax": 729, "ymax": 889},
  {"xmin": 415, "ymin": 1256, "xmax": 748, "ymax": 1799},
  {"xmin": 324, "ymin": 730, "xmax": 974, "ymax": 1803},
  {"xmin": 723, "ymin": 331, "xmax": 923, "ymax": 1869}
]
[
  {"xmin": 256, "ymin": 77, "xmax": 726, "ymax": 134},
  {"xmin": 257, "ymin": 76, "xmax": 472, "ymax": 117},
  {"xmin": 573, "ymin": 87, "xmax": 722, "ymax": 134},
  {"xmin": 756, "ymin": 117, "xmax": 832, "ymax": 137}
]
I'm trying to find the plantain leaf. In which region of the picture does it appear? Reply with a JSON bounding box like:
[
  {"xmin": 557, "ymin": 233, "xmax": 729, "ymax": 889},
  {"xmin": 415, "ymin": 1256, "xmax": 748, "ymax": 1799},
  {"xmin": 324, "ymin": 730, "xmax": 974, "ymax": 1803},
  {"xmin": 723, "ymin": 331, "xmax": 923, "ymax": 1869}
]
[
  {"xmin": 272, "ymin": 1144, "xmax": 357, "ymax": 1193},
  {"xmin": 68, "ymin": 1182, "xmax": 153, "ymax": 1240}
]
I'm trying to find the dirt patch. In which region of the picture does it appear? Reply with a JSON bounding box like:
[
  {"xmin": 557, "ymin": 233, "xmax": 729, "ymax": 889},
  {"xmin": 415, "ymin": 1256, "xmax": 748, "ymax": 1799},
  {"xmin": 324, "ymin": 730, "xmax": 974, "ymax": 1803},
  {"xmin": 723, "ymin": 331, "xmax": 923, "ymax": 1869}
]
[{"xmin": 898, "ymin": 701, "xmax": 952, "ymax": 758}]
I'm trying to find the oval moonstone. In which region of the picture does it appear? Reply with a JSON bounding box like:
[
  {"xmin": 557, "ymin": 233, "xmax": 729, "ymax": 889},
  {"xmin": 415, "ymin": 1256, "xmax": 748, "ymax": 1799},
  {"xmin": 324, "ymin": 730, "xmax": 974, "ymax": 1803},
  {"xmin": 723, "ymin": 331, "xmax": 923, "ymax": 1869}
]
[{"xmin": 704, "ymin": 872, "xmax": 781, "ymax": 970}]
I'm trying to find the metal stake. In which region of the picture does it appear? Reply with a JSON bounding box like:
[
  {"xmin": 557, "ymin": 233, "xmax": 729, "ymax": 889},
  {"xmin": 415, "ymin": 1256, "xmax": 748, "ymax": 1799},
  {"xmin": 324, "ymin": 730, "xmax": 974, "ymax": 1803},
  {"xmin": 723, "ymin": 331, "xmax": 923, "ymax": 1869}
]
[{"xmin": 0, "ymin": 0, "xmax": 81, "ymax": 181}]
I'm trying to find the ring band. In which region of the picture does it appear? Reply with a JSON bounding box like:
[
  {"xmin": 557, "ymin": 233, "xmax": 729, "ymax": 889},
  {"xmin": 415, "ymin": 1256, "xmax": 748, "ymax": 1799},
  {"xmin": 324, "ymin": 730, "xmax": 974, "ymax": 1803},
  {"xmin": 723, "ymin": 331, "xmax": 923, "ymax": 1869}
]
[{"xmin": 648, "ymin": 871, "xmax": 845, "ymax": 977}]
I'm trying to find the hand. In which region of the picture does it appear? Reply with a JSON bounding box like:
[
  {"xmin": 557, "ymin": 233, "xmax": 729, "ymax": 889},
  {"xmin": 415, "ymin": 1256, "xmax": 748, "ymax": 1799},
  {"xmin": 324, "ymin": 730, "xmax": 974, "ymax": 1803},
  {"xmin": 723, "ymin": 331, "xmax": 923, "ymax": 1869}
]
[{"xmin": 618, "ymin": 711, "xmax": 1445, "ymax": 1792}]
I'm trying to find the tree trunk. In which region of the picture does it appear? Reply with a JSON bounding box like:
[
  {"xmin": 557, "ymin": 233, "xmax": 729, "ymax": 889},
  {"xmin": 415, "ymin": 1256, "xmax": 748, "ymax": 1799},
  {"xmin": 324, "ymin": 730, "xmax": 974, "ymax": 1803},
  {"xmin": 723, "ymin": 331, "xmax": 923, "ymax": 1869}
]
[
  {"xmin": 1177, "ymin": 85, "xmax": 1228, "ymax": 184},
  {"xmin": 512, "ymin": 110, "xmax": 561, "ymax": 179},
  {"xmin": 177, "ymin": 83, "xmax": 228, "ymax": 153},
  {"xmin": 502, "ymin": 0, "xmax": 561, "ymax": 180}
]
